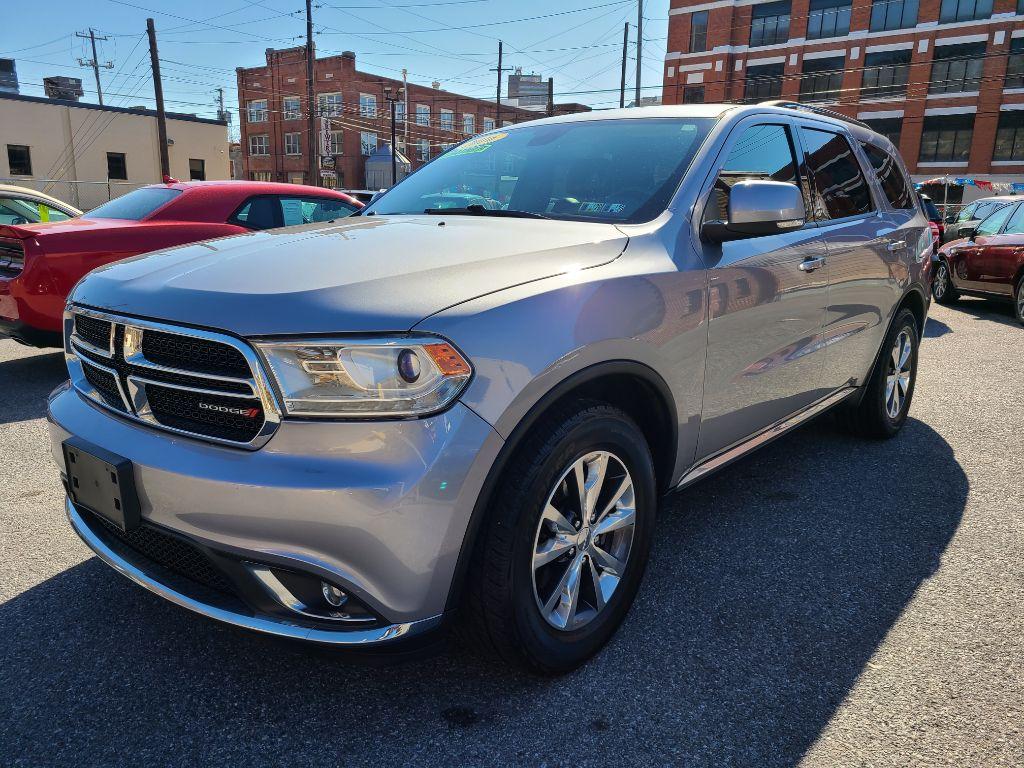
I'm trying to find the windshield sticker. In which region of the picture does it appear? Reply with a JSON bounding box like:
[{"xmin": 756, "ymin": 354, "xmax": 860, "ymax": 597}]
[{"xmin": 448, "ymin": 132, "xmax": 508, "ymax": 157}]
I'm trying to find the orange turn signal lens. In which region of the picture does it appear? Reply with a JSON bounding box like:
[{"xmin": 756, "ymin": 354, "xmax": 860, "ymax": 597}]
[{"xmin": 424, "ymin": 343, "xmax": 471, "ymax": 376}]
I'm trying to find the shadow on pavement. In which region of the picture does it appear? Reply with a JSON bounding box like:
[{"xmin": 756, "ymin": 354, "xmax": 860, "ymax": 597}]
[
  {"xmin": 948, "ymin": 296, "xmax": 1021, "ymax": 328},
  {"xmin": 0, "ymin": 346, "xmax": 67, "ymax": 425},
  {"xmin": 923, "ymin": 317, "xmax": 952, "ymax": 338},
  {"xmin": 0, "ymin": 417, "xmax": 966, "ymax": 767}
]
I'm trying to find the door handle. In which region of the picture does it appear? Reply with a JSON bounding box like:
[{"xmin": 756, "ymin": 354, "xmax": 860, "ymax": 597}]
[
  {"xmin": 799, "ymin": 256, "xmax": 826, "ymax": 272},
  {"xmin": 887, "ymin": 240, "xmax": 907, "ymax": 252}
]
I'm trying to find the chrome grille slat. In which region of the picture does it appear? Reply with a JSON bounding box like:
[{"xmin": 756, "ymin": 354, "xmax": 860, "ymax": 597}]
[{"xmin": 65, "ymin": 307, "xmax": 281, "ymax": 450}]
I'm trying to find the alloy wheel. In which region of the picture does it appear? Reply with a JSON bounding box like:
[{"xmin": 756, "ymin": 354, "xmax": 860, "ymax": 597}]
[
  {"xmin": 1017, "ymin": 283, "xmax": 1024, "ymax": 322},
  {"xmin": 531, "ymin": 451, "xmax": 635, "ymax": 631},
  {"xmin": 885, "ymin": 329, "xmax": 913, "ymax": 420},
  {"xmin": 934, "ymin": 263, "xmax": 949, "ymax": 300}
]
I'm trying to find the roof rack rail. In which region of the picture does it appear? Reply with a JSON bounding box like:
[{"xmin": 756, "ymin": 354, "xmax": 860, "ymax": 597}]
[{"xmin": 757, "ymin": 100, "xmax": 872, "ymax": 130}]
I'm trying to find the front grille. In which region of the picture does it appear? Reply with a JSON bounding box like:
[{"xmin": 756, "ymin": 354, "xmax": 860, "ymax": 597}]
[
  {"xmin": 87, "ymin": 509, "xmax": 235, "ymax": 596},
  {"xmin": 74, "ymin": 314, "xmax": 111, "ymax": 351},
  {"xmin": 68, "ymin": 309, "xmax": 276, "ymax": 448},
  {"xmin": 81, "ymin": 360, "xmax": 126, "ymax": 411},
  {"xmin": 142, "ymin": 329, "xmax": 251, "ymax": 378},
  {"xmin": 145, "ymin": 383, "xmax": 264, "ymax": 443}
]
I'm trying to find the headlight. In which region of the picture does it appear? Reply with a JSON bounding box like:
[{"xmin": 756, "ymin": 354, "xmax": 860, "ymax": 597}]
[{"xmin": 255, "ymin": 337, "xmax": 472, "ymax": 418}]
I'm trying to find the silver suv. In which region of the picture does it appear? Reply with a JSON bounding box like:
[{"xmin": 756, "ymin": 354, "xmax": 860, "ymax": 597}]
[{"xmin": 48, "ymin": 103, "xmax": 931, "ymax": 673}]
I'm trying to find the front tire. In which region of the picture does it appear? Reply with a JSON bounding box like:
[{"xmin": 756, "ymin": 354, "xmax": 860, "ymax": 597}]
[
  {"xmin": 839, "ymin": 308, "xmax": 919, "ymax": 439},
  {"xmin": 932, "ymin": 259, "xmax": 959, "ymax": 304},
  {"xmin": 1015, "ymin": 275, "xmax": 1024, "ymax": 326},
  {"xmin": 465, "ymin": 401, "xmax": 656, "ymax": 674}
]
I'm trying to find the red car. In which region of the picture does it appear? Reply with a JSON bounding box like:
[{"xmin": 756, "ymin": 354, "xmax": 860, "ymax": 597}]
[
  {"xmin": 0, "ymin": 181, "xmax": 362, "ymax": 347},
  {"xmin": 932, "ymin": 199, "xmax": 1024, "ymax": 325}
]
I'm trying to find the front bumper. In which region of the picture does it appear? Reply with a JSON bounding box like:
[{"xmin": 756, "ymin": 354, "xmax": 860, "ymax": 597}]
[{"xmin": 48, "ymin": 382, "xmax": 504, "ymax": 645}]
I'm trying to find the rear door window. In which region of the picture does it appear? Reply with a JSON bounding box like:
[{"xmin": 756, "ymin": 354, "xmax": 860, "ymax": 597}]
[
  {"xmin": 1000, "ymin": 203, "xmax": 1024, "ymax": 234},
  {"xmin": 860, "ymin": 143, "xmax": 914, "ymax": 209},
  {"xmin": 972, "ymin": 201, "xmax": 1007, "ymax": 221},
  {"xmin": 800, "ymin": 127, "xmax": 874, "ymax": 220}
]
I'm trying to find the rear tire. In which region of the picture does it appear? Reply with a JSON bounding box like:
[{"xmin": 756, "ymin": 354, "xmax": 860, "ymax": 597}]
[
  {"xmin": 464, "ymin": 400, "xmax": 656, "ymax": 674},
  {"xmin": 838, "ymin": 308, "xmax": 919, "ymax": 439},
  {"xmin": 932, "ymin": 259, "xmax": 959, "ymax": 304}
]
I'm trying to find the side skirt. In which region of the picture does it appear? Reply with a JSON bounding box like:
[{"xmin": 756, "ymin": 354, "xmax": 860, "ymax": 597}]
[{"xmin": 674, "ymin": 387, "xmax": 857, "ymax": 491}]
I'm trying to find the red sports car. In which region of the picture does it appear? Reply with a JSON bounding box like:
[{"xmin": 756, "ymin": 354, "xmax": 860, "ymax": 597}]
[
  {"xmin": 0, "ymin": 181, "xmax": 362, "ymax": 347},
  {"xmin": 932, "ymin": 198, "xmax": 1024, "ymax": 325}
]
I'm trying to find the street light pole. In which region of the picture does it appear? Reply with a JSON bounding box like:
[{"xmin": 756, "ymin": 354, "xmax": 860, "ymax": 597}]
[{"xmin": 384, "ymin": 85, "xmax": 404, "ymax": 187}]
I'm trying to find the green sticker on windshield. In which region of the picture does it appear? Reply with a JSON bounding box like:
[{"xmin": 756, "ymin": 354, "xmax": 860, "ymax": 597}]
[{"xmin": 448, "ymin": 132, "xmax": 508, "ymax": 157}]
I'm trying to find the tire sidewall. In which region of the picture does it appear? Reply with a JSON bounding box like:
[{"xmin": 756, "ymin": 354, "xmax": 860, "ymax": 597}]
[
  {"xmin": 508, "ymin": 412, "xmax": 656, "ymax": 672},
  {"xmin": 872, "ymin": 310, "xmax": 919, "ymax": 435},
  {"xmin": 1015, "ymin": 276, "xmax": 1024, "ymax": 325}
]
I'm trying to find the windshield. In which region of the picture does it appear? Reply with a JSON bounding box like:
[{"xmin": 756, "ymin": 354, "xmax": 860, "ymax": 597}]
[
  {"xmin": 86, "ymin": 188, "xmax": 181, "ymax": 220},
  {"xmin": 365, "ymin": 118, "xmax": 715, "ymax": 224}
]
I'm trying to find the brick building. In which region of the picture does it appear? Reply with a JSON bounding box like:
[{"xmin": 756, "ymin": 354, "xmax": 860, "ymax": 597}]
[
  {"xmin": 236, "ymin": 47, "xmax": 543, "ymax": 189},
  {"xmin": 662, "ymin": 0, "xmax": 1024, "ymax": 197}
]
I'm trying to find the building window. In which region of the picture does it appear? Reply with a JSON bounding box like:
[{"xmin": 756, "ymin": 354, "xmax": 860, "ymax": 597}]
[
  {"xmin": 993, "ymin": 111, "xmax": 1024, "ymax": 161},
  {"xmin": 743, "ymin": 62, "xmax": 784, "ymax": 102},
  {"xmin": 689, "ymin": 10, "xmax": 709, "ymax": 53},
  {"xmin": 250, "ymin": 171, "xmax": 272, "ymax": 182},
  {"xmin": 938, "ymin": 0, "xmax": 992, "ymax": 22},
  {"xmin": 929, "ymin": 42, "xmax": 985, "ymax": 95},
  {"xmin": 861, "ymin": 49, "xmax": 911, "ymax": 98},
  {"xmin": 806, "ymin": 0, "xmax": 851, "ymax": 40},
  {"xmin": 189, "ymin": 158, "xmax": 205, "ymax": 181},
  {"xmin": 416, "ymin": 104, "xmax": 430, "ymax": 126},
  {"xmin": 869, "ymin": 0, "xmax": 918, "ymax": 31},
  {"xmin": 287, "ymin": 172, "xmax": 305, "ymax": 185},
  {"xmin": 317, "ymin": 92, "xmax": 342, "ymax": 116},
  {"xmin": 440, "ymin": 142, "xmax": 456, "ymax": 153},
  {"xmin": 359, "ymin": 93, "xmax": 377, "ymax": 118},
  {"xmin": 249, "ymin": 134, "xmax": 269, "ymax": 156},
  {"xmin": 360, "ymin": 132, "xmax": 377, "ymax": 156},
  {"xmin": 919, "ymin": 113, "xmax": 975, "ymax": 163},
  {"xmin": 284, "ymin": 132, "xmax": 301, "ymax": 155},
  {"xmin": 440, "ymin": 109, "xmax": 455, "ymax": 131},
  {"xmin": 247, "ymin": 99, "xmax": 268, "ymax": 122},
  {"xmin": 418, "ymin": 140, "xmax": 430, "ymax": 161},
  {"xmin": 106, "ymin": 152, "xmax": 127, "ymax": 180},
  {"xmin": 6, "ymin": 144, "xmax": 31, "ymax": 175},
  {"xmin": 799, "ymin": 56, "xmax": 844, "ymax": 102},
  {"xmin": 329, "ymin": 130, "xmax": 343, "ymax": 155},
  {"xmin": 862, "ymin": 117, "xmax": 902, "ymax": 147},
  {"xmin": 283, "ymin": 96, "xmax": 301, "ymax": 120},
  {"xmin": 1006, "ymin": 38, "xmax": 1024, "ymax": 89},
  {"xmin": 683, "ymin": 85, "xmax": 705, "ymax": 103},
  {"xmin": 463, "ymin": 113, "xmax": 475, "ymax": 134},
  {"xmin": 750, "ymin": 1, "xmax": 790, "ymax": 48},
  {"xmin": 483, "ymin": 117, "xmax": 495, "ymax": 132},
  {"xmin": 395, "ymin": 102, "xmax": 405, "ymax": 123}
]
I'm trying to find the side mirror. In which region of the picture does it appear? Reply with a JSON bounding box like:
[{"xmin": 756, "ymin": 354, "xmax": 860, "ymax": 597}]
[
  {"xmin": 961, "ymin": 225, "xmax": 977, "ymax": 241},
  {"xmin": 702, "ymin": 180, "xmax": 806, "ymax": 243}
]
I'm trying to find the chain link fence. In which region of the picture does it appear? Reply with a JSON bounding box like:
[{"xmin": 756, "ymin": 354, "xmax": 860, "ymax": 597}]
[{"xmin": 0, "ymin": 178, "xmax": 144, "ymax": 212}]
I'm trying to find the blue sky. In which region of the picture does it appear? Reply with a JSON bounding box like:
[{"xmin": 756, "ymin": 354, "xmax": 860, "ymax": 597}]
[{"xmin": 3, "ymin": 0, "xmax": 669, "ymax": 138}]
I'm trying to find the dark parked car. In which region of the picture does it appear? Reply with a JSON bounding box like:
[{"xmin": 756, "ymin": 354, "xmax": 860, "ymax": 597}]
[
  {"xmin": 942, "ymin": 195, "xmax": 1016, "ymax": 244},
  {"xmin": 919, "ymin": 194, "xmax": 942, "ymax": 251},
  {"xmin": 933, "ymin": 201, "xmax": 1024, "ymax": 325}
]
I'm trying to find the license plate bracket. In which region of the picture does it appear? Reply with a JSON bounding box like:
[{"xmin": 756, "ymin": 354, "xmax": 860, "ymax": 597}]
[{"xmin": 63, "ymin": 437, "xmax": 140, "ymax": 532}]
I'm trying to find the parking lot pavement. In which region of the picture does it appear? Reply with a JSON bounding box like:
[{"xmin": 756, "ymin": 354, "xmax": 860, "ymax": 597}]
[{"xmin": 1, "ymin": 298, "xmax": 1021, "ymax": 768}]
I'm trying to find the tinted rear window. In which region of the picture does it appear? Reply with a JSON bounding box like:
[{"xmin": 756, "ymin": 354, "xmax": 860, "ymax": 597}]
[{"xmin": 85, "ymin": 188, "xmax": 181, "ymax": 220}]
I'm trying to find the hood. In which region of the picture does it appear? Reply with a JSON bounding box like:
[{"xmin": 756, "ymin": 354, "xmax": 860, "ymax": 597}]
[{"xmin": 71, "ymin": 215, "xmax": 628, "ymax": 336}]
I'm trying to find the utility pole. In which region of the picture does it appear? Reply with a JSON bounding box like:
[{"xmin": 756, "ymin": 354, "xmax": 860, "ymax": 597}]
[
  {"xmin": 547, "ymin": 77, "xmax": 554, "ymax": 117},
  {"xmin": 620, "ymin": 22, "xmax": 629, "ymax": 108},
  {"xmin": 76, "ymin": 29, "xmax": 113, "ymax": 105},
  {"xmin": 384, "ymin": 85, "xmax": 403, "ymax": 187},
  {"xmin": 146, "ymin": 19, "xmax": 170, "ymax": 181},
  {"xmin": 305, "ymin": 0, "xmax": 318, "ymax": 187},
  {"xmin": 402, "ymin": 68, "xmax": 409, "ymax": 141},
  {"xmin": 492, "ymin": 41, "xmax": 504, "ymax": 128},
  {"xmin": 635, "ymin": 0, "xmax": 643, "ymax": 107}
]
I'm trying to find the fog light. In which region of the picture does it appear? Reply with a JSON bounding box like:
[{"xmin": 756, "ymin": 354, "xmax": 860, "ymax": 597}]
[{"xmin": 321, "ymin": 581, "xmax": 348, "ymax": 608}]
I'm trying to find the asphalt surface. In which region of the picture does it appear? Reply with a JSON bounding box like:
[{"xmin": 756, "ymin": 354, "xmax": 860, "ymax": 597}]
[{"xmin": 1, "ymin": 299, "xmax": 1021, "ymax": 767}]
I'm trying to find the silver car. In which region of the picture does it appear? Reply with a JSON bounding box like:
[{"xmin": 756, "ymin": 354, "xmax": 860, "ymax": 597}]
[{"xmin": 48, "ymin": 103, "xmax": 931, "ymax": 672}]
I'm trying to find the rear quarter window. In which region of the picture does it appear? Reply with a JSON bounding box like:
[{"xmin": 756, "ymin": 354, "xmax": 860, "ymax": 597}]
[{"xmin": 861, "ymin": 142, "xmax": 914, "ymax": 209}]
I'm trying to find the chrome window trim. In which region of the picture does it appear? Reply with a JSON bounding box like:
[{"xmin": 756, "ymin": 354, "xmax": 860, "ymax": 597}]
[{"xmin": 65, "ymin": 305, "xmax": 282, "ymax": 450}]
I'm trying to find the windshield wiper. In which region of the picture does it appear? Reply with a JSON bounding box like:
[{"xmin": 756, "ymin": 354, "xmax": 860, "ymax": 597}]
[{"xmin": 423, "ymin": 204, "xmax": 549, "ymax": 219}]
